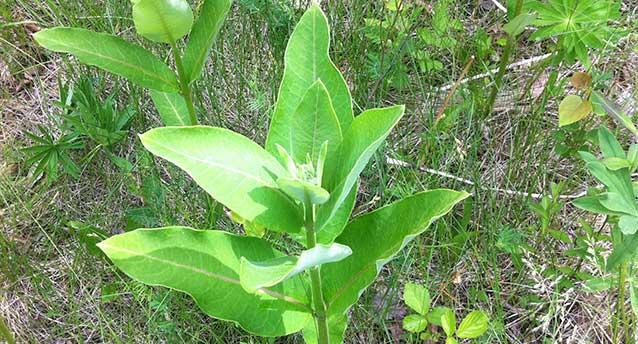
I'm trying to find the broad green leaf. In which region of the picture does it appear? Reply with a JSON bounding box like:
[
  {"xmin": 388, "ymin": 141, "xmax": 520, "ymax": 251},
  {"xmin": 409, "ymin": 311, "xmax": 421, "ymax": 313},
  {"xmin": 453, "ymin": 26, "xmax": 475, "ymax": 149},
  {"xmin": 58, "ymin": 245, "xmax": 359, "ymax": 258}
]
[
  {"xmin": 239, "ymin": 243, "xmax": 351, "ymax": 293},
  {"xmin": 558, "ymin": 95, "xmax": 592, "ymax": 127},
  {"xmin": 607, "ymin": 233, "xmax": 638, "ymax": 271},
  {"xmin": 132, "ymin": 0, "xmax": 194, "ymax": 43},
  {"xmin": 402, "ymin": 314, "xmax": 428, "ymax": 333},
  {"xmin": 266, "ymin": 5, "xmax": 353, "ymax": 154},
  {"xmin": 34, "ymin": 28, "xmax": 179, "ymax": 92},
  {"xmin": 98, "ymin": 227, "xmax": 311, "ymax": 336},
  {"xmin": 619, "ymin": 215, "xmax": 638, "ymax": 235},
  {"xmin": 600, "ymin": 192, "xmax": 638, "ymax": 216},
  {"xmin": 457, "ymin": 310, "xmax": 489, "ymax": 338},
  {"xmin": 592, "ymin": 92, "xmax": 638, "ymax": 136},
  {"xmin": 316, "ymin": 182, "xmax": 358, "ymax": 244},
  {"xmin": 427, "ymin": 306, "xmax": 453, "ymax": 326},
  {"xmin": 573, "ymin": 196, "xmax": 623, "ymax": 215},
  {"xmin": 183, "ymin": 0, "xmax": 232, "ymax": 82},
  {"xmin": 598, "ymin": 126, "xmax": 625, "ymax": 159},
  {"xmin": 403, "ymin": 283, "xmax": 431, "ymax": 315},
  {"xmin": 441, "ymin": 308, "xmax": 456, "ymax": 337},
  {"xmin": 149, "ymin": 90, "xmax": 192, "ymax": 126},
  {"xmin": 276, "ymin": 177, "xmax": 330, "ymax": 205},
  {"xmin": 602, "ymin": 157, "xmax": 631, "ymax": 171},
  {"xmin": 583, "ymin": 277, "xmax": 613, "ymax": 292},
  {"xmin": 313, "ymin": 190, "xmax": 468, "ymax": 337},
  {"xmin": 270, "ymin": 80, "xmax": 343, "ymax": 164},
  {"xmin": 504, "ymin": 13, "xmax": 536, "ymax": 36},
  {"xmin": 317, "ymin": 105, "xmax": 405, "ymax": 232},
  {"xmin": 140, "ymin": 126, "xmax": 303, "ymax": 233}
]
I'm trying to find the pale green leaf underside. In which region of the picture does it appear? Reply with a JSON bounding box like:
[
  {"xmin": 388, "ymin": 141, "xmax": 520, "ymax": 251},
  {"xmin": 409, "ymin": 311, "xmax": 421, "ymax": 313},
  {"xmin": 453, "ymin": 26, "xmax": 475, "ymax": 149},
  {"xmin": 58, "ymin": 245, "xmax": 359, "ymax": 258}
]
[
  {"xmin": 140, "ymin": 126, "xmax": 304, "ymax": 233},
  {"xmin": 132, "ymin": 0, "xmax": 193, "ymax": 43},
  {"xmin": 277, "ymin": 177, "xmax": 330, "ymax": 205},
  {"xmin": 317, "ymin": 105, "xmax": 405, "ymax": 232},
  {"xmin": 34, "ymin": 28, "xmax": 179, "ymax": 92},
  {"xmin": 98, "ymin": 227, "xmax": 311, "ymax": 336},
  {"xmin": 240, "ymin": 243, "xmax": 352, "ymax": 293},
  {"xmin": 266, "ymin": 4, "xmax": 353, "ymax": 155},
  {"xmin": 183, "ymin": 0, "xmax": 232, "ymax": 83},
  {"xmin": 149, "ymin": 90, "xmax": 191, "ymax": 126},
  {"xmin": 312, "ymin": 189, "xmax": 469, "ymax": 338}
]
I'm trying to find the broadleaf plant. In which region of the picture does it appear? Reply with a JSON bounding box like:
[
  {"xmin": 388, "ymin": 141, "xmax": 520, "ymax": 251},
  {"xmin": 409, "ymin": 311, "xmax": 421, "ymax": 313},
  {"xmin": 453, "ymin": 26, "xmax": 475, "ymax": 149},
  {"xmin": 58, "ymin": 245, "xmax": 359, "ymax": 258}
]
[
  {"xmin": 34, "ymin": 0, "xmax": 232, "ymax": 126},
  {"xmin": 98, "ymin": 5, "xmax": 468, "ymax": 343}
]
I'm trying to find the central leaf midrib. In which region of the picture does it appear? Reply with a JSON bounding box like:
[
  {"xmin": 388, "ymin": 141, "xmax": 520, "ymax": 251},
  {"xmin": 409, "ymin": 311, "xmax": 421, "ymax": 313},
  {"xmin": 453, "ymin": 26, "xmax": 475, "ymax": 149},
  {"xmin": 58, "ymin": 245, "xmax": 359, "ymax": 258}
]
[
  {"xmin": 144, "ymin": 137, "xmax": 301, "ymax": 211},
  {"xmin": 101, "ymin": 243, "xmax": 308, "ymax": 307},
  {"xmin": 50, "ymin": 35, "xmax": 176, "ymax": 87}
]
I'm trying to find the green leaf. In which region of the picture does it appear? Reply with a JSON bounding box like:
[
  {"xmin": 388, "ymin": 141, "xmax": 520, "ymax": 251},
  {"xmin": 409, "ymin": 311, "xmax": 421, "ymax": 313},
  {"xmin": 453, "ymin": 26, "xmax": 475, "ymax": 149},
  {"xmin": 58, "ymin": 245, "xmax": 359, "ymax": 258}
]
[
  {"xmin": 585, "ymin": 161, "xmax": 637, "ymax": 215},
  {"xmin": 239, "ymin": 243, "xmax": 351, "ymax": 293},
  {"xmin": 607, "ymin": 233, "xmax": 638, "ymax": 271},
  {"xmin": 573, "ymin": 196, "xmax": 622, "ymax": 215},
  {"xmin": 266, "ymin": 5, "xmax": 353, "ymax": 155},
  {"xmin": 402, "ymin": 314, "xmax": 428, "ymax": 333},
  {"xmin": 619, "ymin": 215, "xmax": 638, "ymax": 235},
  {"xmin": 600, "ymin": 192, "xmax": 638, "ymax": 216},
  {"xmin": 149, "ymin": 90, "xmax": 192, "ymax": 126},
  {"xmin": 316, "ymin": 182, "xmax": 358, "ymax": 244},
  {"xmin": 140, "ymin": 126, "xmax": 304, "ymax": 233},
  {"xmin": 504, "ymin": 13, "xmax": 536, "ymax": 36},
  {"xmin": 602, "ymin": 157, "xmax": 631, "ymax": 171},
  {"xmin": 445, "ymin": 337, "xmax": 459, "ymax": 344},
  {"xmin": 457, "ymin": 310, "xmax": 489, "ymax": 338},
  {"xmin": 583, "ymin": 277, "xmax": 613, "ymax": 292},
  {"xmin": 427, "ymin": 306, "xmax": 452, "ymax": 326},
  {"xmin": 276, "ymin": 177, "xmax": 330, "ymax": 205},
  {"xmin": 403, "ymin": 283, "xmax": 431, "ymax": 315},
  {"xmin": 558, "ymin": 95, "xmax": 592, "ymax": 127},
  {"xmin": 269, "ymin": 80, "xmax": 343, "ymax": 164},
  {"xmin": 183, "ymin": 0, "xmax": 232, "ymax": 83},
  {"xmin": 132, "ymin": 0, "xmax": 194, "ymax": 43},
  {"xmin": 317, "ymin": 105, "xmax": 405, "ymax": 232},
  {"xmin": 441, "ymin": 308, "xmax": 456, "ymax": 337},
  {"xmin": 313, "ymin": 190, "xmax": 468, "ymax": 337},
  {"xmin": 98, "ymin": 227, "xmax": 311, "ymax": 336},
  {"xmin": 598, "ymin": 126, "xmax": 625, "ymax": 159},
  {"xmin": 592, "ymin": 92, "xmax": 638, "ymax": 136},
  {"xmin": 34, "ymin": 28, "xmax": 179, "ymax": 92}
]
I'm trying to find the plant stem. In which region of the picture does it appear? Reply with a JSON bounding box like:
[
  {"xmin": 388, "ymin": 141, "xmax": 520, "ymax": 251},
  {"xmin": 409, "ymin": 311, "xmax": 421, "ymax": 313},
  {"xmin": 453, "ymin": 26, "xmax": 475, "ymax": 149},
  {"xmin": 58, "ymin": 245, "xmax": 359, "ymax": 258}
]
[
  {"xmin": 304, "ymin": 200, "xmax": 330, "ymax": 344},
  {"xmin": 0, "ymin": 313, "xmax": 15, "ymax": 344},
  {"xmin": 613, "ymin": 262, "xmax": 628, "ymax": 343},
  {"xmin": 484, "ymin": 0, "xmax": 523, "ymax": 116},
  {"xmin": 169, "ymin": 41, "xmax": 198, "ymax": 125}
]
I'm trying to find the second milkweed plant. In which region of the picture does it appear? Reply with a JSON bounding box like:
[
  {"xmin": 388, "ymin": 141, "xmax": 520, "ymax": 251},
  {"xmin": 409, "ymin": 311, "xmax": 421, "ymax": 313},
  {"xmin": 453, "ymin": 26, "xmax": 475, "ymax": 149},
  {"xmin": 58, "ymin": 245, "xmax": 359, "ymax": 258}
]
[
  {"xmin": 96, "ymin": 5, "xmax": 467, "ymax": 344},
  {"xmin": 34, "ymin": 0, "xmax": 231, "ymax": 126}
]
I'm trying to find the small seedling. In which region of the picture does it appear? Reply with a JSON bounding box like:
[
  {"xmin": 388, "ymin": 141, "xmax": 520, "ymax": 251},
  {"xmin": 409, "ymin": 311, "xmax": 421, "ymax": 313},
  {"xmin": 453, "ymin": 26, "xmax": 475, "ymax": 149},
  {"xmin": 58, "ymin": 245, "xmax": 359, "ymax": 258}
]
[{"xmin": 402, "ymin": 283, "xmax": 489, "ymax": 343}]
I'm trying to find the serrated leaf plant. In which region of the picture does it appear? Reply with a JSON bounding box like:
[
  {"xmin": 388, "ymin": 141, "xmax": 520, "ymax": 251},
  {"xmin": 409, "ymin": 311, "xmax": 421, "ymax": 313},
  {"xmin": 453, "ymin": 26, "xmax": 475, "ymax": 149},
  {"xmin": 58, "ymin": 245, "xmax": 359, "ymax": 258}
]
[
  {"xmin": 96, "ymin": 5, "xmax": 468, "ymax": 343},
  {"xmin": 401, "ymin": 283, "xmax": 489, "ymax": 343},
  {"xmin": 571, "ymin": 125, "xmax": 638, "ymax": 340},
  {"xmin": 33, "ymin": 0, "xmax": 232, "ymax": 126},
  {"xmin": 526, "ymin": 0, "xmax": 621, "ymax": 66}
]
